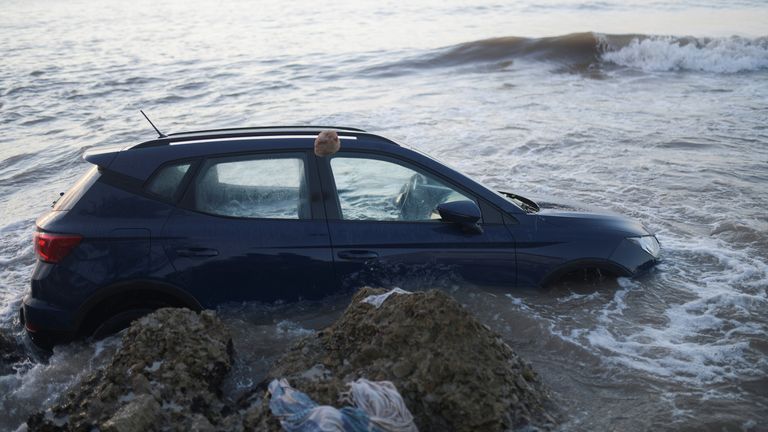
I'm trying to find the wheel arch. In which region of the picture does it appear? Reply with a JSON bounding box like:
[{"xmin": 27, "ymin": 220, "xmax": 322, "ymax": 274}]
[
  {"xmin": 539, "ymin": 258, "xmax": 632, "ymax": 287},
  {"xmin": 74, "ymin": 279, "xmax": 203, "ymax": 336}
]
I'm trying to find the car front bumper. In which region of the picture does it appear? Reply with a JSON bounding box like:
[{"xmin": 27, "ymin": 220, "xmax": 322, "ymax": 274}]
[{"xmin": 610, "ymin": 236, "xmax": 660, "ymax": 275}]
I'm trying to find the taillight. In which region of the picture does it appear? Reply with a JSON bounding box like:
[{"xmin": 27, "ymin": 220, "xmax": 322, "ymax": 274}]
[{"xmin": 34, "ymin": 232, "xmax": 82, "ymax": 263}]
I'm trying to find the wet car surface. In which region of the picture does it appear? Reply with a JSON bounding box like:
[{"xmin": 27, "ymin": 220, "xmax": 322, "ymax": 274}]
[{"xmin": 21, "ymin": 126, "xmax": 659, "ymax": 347}]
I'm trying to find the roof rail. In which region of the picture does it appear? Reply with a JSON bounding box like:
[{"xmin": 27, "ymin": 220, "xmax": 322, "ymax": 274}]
[
  {"xmin": 166, "ymin": 125, "xmax": 366, "ymax": 137},
  {"xmin": 132, "ymin": 126, "xmax": 368, "ymax": 149}
]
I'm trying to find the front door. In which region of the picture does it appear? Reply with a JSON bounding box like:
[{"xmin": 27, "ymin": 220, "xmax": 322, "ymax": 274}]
[
  {"xmin": 161, "ymin": 151, "xmax": 335, "ymax": 307},
  {"xmin": 320, "ymin": 153, "xmax": 517, "ymax": 290}
]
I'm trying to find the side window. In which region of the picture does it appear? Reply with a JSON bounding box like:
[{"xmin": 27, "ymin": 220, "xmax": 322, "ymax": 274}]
[
  {"xmin": 194, "ymin": 155, "xmax": 308, "ymax": 219},
  {"xmin": 330, "ymin": 156, "xmax": 474, "ymax": 221},
  {"xmin": 145, "ymin": 163, "xmax": 191, "ymax": 202}
]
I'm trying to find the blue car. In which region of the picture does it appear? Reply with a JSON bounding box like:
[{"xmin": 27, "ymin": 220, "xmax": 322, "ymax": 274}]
[{"xmin": 21, "ymin": 126, "xmax": 660, "ymax": 348}]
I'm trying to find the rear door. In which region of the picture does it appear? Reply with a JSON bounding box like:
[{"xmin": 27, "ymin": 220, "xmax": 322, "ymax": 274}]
[
  {"xmin": 161, "ymin": 151, "xmax": 335, "ymax": 307},
  {"xmin": 319, "ymin": 152, "xmax": 517, "ymax": 290}
]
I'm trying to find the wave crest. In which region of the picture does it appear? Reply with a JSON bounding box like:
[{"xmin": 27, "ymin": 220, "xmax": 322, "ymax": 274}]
[
  {"xmin": 362, "ymin": 33, "xmax": 768, "ymax": 76},
  {"xmin": 600, "ymin": 35, "xmax": 768, "ymax": 73}
]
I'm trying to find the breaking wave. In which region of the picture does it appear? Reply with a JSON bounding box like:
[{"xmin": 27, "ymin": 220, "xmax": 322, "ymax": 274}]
[
  {"xmin": 364, "ymin": 33, "xmax": 768, "ymax": 75},
  {"xmin": 601, "ymin": 35, "xmax": 768, "ymax": 73}
]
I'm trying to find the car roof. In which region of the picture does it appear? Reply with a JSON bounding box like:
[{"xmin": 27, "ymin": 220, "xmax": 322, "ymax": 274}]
[
  {"xmin": 82, "ymin": 125, "xmax": 525, "ymax": 216},
  {"xmin": 132, "ymin": 126, "xmax": 381, "ymax": 149},
  {"xmin": 84, "ymin": 125, "xmax": 403, "ymax": 179}
]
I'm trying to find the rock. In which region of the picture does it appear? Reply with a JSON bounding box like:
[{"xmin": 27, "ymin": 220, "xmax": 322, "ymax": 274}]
[
  {"xmin": 254, "ymin": 288, "xmax": 557, "ymax": 431},
  {"xmin": 25, "ymin": 290, "xmax": 556, "ymax": 431},
  {"xmin": 26, "ymin": 308, "xmax": 233, "ymax": 431},
  {"xmin": 102, "ymin": 394, "xmax": 160, "ymax": 432}
]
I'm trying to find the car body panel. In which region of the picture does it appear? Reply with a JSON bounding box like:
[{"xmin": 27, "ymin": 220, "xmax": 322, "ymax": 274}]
[
  {"xmin": 160, "ymin": 208, "xmax": 336, "ymax": 306},
  {"xmin": 326, "ymin": 220, "xmax": 518, "ymax": 289},
  {"xmin": 23, "ymin": 126, "xmax": 660, "ymax": 347}
]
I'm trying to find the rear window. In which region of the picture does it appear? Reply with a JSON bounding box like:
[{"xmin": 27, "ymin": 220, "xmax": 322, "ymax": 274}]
[
  {"xmin": 145, "ymin": 163, "xmax": 192, "ymax": 202},
  {"xmin": 54, "ymin": 166, "xmax": 101, "ymax": 210}
]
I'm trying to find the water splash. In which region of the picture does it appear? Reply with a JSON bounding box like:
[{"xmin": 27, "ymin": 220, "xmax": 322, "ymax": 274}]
[{"xmin": 601, "ymin": 35, "xmax": 768, "ymax": 73}]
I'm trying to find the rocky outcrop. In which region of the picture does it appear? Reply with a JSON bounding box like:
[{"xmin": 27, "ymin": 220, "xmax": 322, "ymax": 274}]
[
  {"xmin": 26, "ymin": 289, "xmax": 555, "ymax": 431},
  {"xmin": 27, "ymin": 308, "xmax": 233, "ymax": 431},
  {"xmin": 243, "ymin": 288, "xmax": 556, "ymax": 431}
]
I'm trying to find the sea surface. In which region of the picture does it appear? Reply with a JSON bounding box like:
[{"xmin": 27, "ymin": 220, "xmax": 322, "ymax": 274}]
[{"xmin": 1, "ymin": 0, "xmax": 767, "ymax": 430}]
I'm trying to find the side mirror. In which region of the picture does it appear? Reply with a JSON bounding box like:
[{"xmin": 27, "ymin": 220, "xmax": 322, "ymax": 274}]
[{"xmin": 437, "ymin": 200, "xmax": 483, "ymax": 234}]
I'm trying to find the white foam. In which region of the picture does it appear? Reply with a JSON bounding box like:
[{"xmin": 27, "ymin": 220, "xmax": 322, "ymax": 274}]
[
  {"xmin": 275, "ymin": 320, "xmax": 314, "ymax": 338},
  {"xmin": 504, "ymin": 293, "xmax": 534, "ymax": 312},
  {"xmin": 560, "ymin": 232, "xmax": 767, "ymax": 385},
  {"xmin": 497, "ymin": 224, "xmax": 768, "ymax": 389},
  {"xmin": 0, "ymin": 338, "xmax": 122, "ymax": 430},
  {"xmin": 601, "ymin": 36, "xmax": 768, "ymax": 73}
]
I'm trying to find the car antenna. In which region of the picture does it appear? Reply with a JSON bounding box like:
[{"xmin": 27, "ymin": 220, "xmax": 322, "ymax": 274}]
[{"xmin": 140, "ymin": 110, "xmax": 167, "ymax": 138}]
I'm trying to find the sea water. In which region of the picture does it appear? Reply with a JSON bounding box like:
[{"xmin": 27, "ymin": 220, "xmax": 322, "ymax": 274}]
[{"xmin": 1, "ymin": 0, "xmax": 767, "ymax": 430}]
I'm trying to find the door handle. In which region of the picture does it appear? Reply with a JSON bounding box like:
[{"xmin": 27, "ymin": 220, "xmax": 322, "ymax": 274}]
[
  {"xmin": 176, "ymin": 247, "xmax": 219, "ymax": 258},
  {"xmin": 337, "ymin": 250, "xmax": 379, "ymax": 260}
]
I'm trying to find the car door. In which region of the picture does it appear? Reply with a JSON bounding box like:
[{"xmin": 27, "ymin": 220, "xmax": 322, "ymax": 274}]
[
  {"xmin": 319, "ymin": 152, "xmax": 517, "ymax": 290},
  {"xmin": 161, "ymin": 151, "xmax": 335, "ymax": 307}
]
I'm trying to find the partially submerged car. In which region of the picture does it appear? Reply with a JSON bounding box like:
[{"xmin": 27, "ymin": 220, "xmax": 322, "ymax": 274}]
[{"xmin": 21, "ymin": 126, "xmax": 659, "ymax": 347}]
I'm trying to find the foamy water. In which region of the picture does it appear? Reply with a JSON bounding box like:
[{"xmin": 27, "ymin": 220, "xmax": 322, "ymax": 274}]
[
  {"xmin": 1, "ymin": 0, "xmax": 767, "ymax": 430},
  {"xmin": 601, "ymin": 35, "xmax": 768, "ymax": 73}
]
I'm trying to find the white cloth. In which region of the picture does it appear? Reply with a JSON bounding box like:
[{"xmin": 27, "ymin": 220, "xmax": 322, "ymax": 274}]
[{"xmin": 361, "ymin": 288, "xmax": 412, "ymax": 309}]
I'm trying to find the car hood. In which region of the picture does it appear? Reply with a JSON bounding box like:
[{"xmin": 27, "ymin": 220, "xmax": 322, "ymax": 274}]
[
  {"xmin": 500, "ymin": 193, "xmax": 652, "ymax": 237},
  {"xmin": 537, "ymin": 209, "xmax": 651, "ymax": 237}
]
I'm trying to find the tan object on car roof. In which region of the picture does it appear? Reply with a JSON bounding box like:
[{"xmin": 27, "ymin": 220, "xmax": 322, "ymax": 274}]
[{"xmin": 314, "ymin": 130, "xmax": 341, "ymax": 157}]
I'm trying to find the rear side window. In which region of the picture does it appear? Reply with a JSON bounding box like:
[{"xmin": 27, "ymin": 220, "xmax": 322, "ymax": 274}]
[
  {"xmin": 193, "ymin": 155, "xmax": 308, "ymax": 219},
  {"xmin": 145, "ymin": 163, "xmax": 191, "ymax": 202},
  {"xmin": 54, "ymin": 166, "xmax": 101, "ymax": 210}
]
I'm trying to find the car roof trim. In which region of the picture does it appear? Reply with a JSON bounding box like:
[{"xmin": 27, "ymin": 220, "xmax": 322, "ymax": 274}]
[
  {"xmin": 169, "ymin": 135, "xmax": 358, "ymax": 146},
  {"xmin": 166, "ymin": 125, "xmax": 367, "ymax": 137},
  {"xmin": 131, "ymin": 126, "xmax": 385, "ymax": 149}
]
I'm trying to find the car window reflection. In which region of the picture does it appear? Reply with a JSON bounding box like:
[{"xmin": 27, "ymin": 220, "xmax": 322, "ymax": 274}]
[{"xmin": 331, "ymin": 157, "xmax": 472, "ymax": 222}]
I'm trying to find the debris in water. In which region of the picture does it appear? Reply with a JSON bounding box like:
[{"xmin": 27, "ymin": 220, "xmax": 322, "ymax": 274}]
[
  {"xmin": 269, "ymin": 377, "xmax": 417, "ymax": 432},
  {"xmin": 361, "ymin": 287, "xmax": 412, "ymax": 308}
]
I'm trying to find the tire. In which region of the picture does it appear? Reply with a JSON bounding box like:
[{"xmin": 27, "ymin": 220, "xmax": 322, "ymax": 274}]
[{"xmin": 91, "ymin": 308, "xmax": 153, "ymax": 340}]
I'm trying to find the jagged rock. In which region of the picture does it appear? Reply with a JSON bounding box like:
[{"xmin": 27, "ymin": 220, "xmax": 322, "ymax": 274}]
[
  {"xmin": 101, "ymin": 394, "xmax": 160, "ymax": 432},
  {"xmin": 24, "ymin": 290, "xmax": 556, "ymax": 432},
  {"xmin": 252, "ymin": 288, "xmax": 556, "ymax": 432},
  {"xmin": 26, "ymin": 308, "xmax": 233, "ymax": 431}
]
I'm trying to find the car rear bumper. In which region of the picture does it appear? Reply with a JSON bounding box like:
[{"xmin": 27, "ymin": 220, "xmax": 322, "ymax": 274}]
[{"xmin": 20, "ymin": 295, "xmax": 76, "ymax": 348}]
